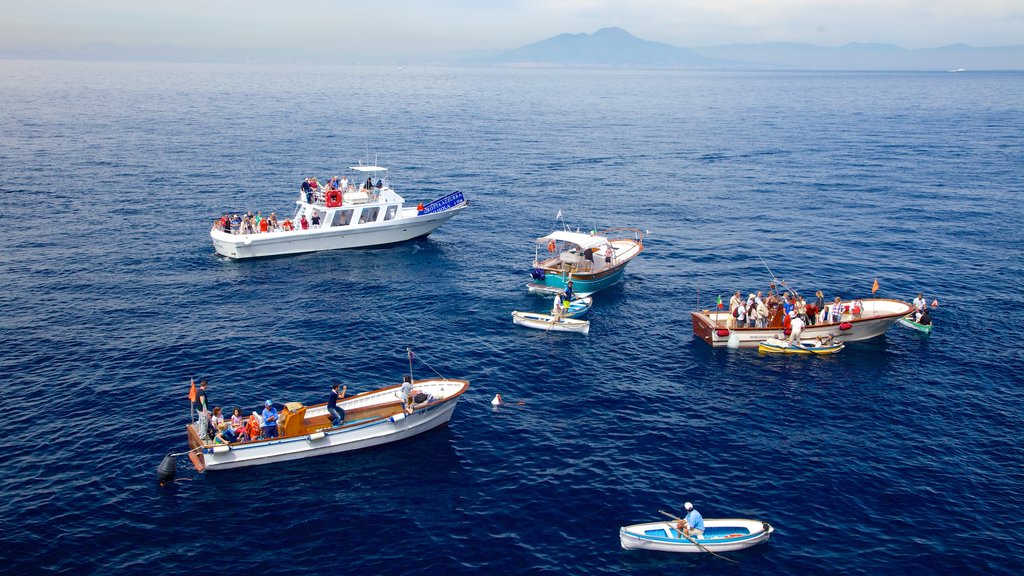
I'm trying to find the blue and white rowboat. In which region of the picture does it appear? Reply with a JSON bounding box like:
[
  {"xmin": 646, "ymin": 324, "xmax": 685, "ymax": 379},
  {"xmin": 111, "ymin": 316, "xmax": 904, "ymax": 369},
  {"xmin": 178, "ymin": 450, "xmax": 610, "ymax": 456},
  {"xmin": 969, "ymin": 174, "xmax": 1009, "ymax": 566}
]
[
  {"xmin": 619, "ymin": 518, "xmax": 774, "ymax": 553},
  {"xmin": 550, "ymin": 296, "xmax": 593, "ymax": 319}
]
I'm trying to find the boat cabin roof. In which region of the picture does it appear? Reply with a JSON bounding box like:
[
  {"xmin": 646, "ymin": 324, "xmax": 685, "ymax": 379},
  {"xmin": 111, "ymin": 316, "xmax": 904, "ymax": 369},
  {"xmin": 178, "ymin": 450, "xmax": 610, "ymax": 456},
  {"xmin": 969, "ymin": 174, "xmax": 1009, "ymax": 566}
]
[
  {"xmin": 539, "ymin": 231, "xmax": 609, "ymax": 251},
  {"xmin": 349, "ymin": 165, "xmax": 388, "ymax": 173}
]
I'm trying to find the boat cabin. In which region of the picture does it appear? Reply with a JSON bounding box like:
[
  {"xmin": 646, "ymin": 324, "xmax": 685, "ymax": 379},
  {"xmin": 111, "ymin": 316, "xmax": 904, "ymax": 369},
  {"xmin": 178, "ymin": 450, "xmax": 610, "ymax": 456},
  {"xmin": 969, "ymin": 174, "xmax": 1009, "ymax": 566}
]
[{"xmin": 292, "ymin": 165, "xmax": 411, "ymax": 230}]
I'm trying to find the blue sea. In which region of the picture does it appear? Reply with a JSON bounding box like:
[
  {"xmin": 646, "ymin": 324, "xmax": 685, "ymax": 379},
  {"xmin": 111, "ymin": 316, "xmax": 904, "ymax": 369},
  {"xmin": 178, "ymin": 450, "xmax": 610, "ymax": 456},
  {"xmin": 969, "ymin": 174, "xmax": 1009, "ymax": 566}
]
[{"xmin": 1, "ymin": 60, "xmax": 1022, "ymax": 575}]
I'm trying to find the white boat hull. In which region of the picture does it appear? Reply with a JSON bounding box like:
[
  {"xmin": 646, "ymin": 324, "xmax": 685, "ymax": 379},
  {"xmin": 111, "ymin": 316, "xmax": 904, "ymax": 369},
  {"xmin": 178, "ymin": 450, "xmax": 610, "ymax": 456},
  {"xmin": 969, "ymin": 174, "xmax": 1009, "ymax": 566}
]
[
  {"xmin": 190, "ymin": 379, "xmax": 467, "ymax": 471},
  {"xmin": 619, "ymin": 518, "xmax": 773, "ymax": 553},
  {"xmin": 691, "ymin": 299, "xmax": 913, "ymax": 348},
  {"xmin": 511, "ymin": 311, "xmax": 590, "ymax": 334},
  {"xmin": 211, "ymin": 206, "xmax": 465, "ymax": 259}
]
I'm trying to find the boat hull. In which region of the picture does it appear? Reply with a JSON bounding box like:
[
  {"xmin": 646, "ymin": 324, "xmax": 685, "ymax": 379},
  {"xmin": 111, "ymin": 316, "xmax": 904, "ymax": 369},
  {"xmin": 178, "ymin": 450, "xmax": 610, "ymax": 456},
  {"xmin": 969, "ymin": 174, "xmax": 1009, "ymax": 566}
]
[
  {"xmin": 620, "ymin": 518, "xmax": 773, "ymax": 553},
  {"xmin": 188, "ymin": 379, "xmax": 467, "ymax": 471},
  {"xmin": 691, "ymin": 299, "xmax": 913, "ymax": 348},
  {"xmin": 511, "ymin": 311, "xmax": 590, "ymax": 334},
  {"xmin": 758, "ymin": 337, "xmax": 844, "ymax": 355},
  {"xmin": 898, "ymin": 315, "xmax": 933, "ymax": 334},
  {"xmin": 211, "ymin": 205, "xmax": 466, "ymax": 259}
]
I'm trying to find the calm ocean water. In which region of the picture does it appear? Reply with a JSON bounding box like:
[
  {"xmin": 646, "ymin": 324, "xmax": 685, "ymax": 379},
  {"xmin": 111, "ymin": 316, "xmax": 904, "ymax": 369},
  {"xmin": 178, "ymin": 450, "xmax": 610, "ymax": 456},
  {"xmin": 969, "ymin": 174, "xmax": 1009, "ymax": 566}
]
[{"xmin": 1, "ymin": 60, "xmax": 1022, "ymax": 575}]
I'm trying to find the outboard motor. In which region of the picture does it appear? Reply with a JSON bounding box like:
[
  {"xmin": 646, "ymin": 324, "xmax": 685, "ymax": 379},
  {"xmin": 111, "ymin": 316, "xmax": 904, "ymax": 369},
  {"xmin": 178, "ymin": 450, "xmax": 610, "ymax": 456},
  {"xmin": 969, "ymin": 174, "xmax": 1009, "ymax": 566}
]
[{"xmin": 157, "ymin": 454, "xmax": 177, "ymax": 485}]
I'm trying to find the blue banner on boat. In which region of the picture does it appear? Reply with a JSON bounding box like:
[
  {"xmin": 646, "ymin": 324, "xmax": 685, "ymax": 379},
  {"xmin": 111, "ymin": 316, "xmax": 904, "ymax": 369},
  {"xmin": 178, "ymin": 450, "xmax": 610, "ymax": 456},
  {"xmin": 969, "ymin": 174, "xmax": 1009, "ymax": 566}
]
[{"xmin": 419, "ymin": 191, "xmax": 465, "ymax": 215}]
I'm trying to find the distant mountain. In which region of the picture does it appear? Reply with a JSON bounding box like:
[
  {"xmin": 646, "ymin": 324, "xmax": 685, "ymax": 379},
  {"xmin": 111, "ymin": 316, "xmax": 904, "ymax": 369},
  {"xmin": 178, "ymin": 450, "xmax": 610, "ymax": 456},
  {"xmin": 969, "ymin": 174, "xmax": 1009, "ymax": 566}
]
[
  {"xmin": 488, "ymin": 27, "xmax": 718, "ymax": 68},
  {"xmin": 484, "ymin": 28, "xmax": 1024, "ymax": 70}
]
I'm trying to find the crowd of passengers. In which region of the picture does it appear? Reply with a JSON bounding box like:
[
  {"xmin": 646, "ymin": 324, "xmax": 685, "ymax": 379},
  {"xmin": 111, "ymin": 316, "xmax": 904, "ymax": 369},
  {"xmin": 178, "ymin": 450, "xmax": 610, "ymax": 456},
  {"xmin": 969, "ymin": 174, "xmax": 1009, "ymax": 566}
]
[
  {"xmin": 191, "ymin": 377, "xmax": 433, "ymax": 445},
  {"xmin": 725, "ymin": 283, "xmax": 865, "ymax": 329},
  {"xmin": 301, "ymin": 174, "xmax": 383, "ymax": 205},
  {"xmin": 212, "ymin": 175, "xmax": 386, "ymax": 234}
]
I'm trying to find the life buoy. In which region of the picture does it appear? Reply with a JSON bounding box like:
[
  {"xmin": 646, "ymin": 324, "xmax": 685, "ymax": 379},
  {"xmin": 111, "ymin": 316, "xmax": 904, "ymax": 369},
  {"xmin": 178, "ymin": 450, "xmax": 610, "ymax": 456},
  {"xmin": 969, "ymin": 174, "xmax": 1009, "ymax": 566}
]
[
  {"xmin": 325, "ymin": 189, "xmax": 343, "ymax": 207},
  {"xmin": 547, "ymin": 239, "xmax": 556, "ymax": 252}
]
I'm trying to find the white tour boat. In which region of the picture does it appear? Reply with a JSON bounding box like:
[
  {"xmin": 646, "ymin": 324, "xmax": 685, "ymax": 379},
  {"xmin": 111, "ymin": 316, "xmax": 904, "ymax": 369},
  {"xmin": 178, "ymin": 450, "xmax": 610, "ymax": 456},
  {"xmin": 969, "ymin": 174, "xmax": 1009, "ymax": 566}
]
[
  {"xmin": 691, "ymin": 298, "xmax": 913, "ymax": 348},
  {"xmin": 210, "ymin": 165, "xmax": 468, "ymax": 259},
  {"xmin": 184, "ymin": 375, "xmax": 469, "ymax": 471}
]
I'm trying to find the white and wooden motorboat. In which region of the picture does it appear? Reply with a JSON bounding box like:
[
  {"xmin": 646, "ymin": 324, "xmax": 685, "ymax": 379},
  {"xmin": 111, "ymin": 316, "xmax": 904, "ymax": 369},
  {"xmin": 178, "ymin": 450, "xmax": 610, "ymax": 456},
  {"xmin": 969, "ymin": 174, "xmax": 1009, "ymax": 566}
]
[
  {"xmin": 619, "ymin": 518, "xmax": 774, "ymax": 553},
  {"xmin": 526, "ymin": 228, "xmax": 643, "ymax": 297},
  {"xmin": 511, "ymin": 310, "xmax": 590, "ymax": 334},
  {"xmin": 185, "ymin": 375, "xmax": 469, "ymax": 471},
  {"xmin": 758, "ymin": 337, "xmax": 844, "ymax": 355},
  {"xmin": 692, "ymin": 298, "xmax": 913, "ymax": 348},
  {"xmin": 549, "ymin": 296, "xmax": 593, "ymax": 319},
  {"xmin": 210, "ymin": 164, "xmax": 468, "ymax": 259}
]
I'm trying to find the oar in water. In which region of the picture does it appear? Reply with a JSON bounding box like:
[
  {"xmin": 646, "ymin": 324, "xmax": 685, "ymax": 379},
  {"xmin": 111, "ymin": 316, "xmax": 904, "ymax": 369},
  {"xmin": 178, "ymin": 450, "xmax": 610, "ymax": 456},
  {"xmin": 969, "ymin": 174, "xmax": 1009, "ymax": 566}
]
[{"xmin": 657, "ymin": 509, "xmax": 739, "ymax": 564}]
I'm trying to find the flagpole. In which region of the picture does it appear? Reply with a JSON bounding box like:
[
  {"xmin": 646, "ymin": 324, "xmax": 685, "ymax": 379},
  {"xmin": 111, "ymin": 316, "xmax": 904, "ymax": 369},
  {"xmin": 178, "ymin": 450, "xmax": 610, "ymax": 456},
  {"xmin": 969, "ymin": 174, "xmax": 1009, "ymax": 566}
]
[{"xmin": 407, "ymin": 348, "xmax": 414, "ymax": 384}]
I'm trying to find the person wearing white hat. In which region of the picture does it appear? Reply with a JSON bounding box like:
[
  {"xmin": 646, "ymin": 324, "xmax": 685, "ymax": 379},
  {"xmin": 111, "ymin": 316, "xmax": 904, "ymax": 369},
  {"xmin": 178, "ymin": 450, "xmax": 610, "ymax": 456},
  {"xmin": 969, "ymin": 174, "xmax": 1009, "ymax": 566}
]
[
  {"xmin": 676, "ymin": 501, "xmax": 705, "ymax": 539},
  {"xmin": 788, "ymin": 309, "xmax": 805, "ymax": 344}
]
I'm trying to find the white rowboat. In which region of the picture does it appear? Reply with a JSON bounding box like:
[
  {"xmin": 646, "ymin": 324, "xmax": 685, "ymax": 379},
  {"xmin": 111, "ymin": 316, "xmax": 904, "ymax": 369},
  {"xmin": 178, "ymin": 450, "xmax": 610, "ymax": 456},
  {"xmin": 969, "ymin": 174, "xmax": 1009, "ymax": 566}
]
[
  {"xmin": 511, "ymin": 311, "xmax": 590, "ymax": 334},
  {"xmin": 619, "ymin": 518, "xmax": 774, "ymax": 553}
]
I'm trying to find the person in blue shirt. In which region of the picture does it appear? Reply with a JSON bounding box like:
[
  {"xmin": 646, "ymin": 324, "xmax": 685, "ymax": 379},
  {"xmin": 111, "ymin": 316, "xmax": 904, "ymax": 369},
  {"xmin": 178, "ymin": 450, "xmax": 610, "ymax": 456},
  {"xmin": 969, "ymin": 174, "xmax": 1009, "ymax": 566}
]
[
  {"xmin": 261, "ymin": 400, "xmax": 279, "ymax": 439},
  {"xmin": 328, "ymin": 384, "xmax": 347, "ymax": 427},
  {"xmin": 677, "ymin": 501, "xmax": 705, "ymax": 540},
  {"xmin": 562, "ymin": 281, "xmax": 575, "ymax": 302}
]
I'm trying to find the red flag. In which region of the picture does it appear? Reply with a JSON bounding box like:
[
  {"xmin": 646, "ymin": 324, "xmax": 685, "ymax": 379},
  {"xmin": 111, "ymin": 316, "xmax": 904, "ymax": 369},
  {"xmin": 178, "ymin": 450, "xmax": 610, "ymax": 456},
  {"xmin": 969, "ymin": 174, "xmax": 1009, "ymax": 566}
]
[
  {"xmin": 188, "ymin": 378, "xmax": 196, "ymax": 402},
  {"xmin": 871, "ymin": 278, "xmax": 879, "ymax": 295}
]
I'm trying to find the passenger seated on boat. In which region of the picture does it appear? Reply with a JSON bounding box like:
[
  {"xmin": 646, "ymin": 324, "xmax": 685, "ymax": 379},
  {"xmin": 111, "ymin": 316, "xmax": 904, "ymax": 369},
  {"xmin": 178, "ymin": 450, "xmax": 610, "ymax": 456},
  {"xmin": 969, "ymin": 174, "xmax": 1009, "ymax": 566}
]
[
  {"xmin": 375, "ymin": 179, "xmax": 383, "ymax": 189},
  {"xmin": 213, "ymin": 422, "xmax": 235, "ymax": 444},
  {"xmin": 300, "ymin": 215, "xmax": 309, "ymax": 230},
  {"xmin": 230, "ymin": 214, "xmax": 241, "ymax": 233},
  {"xmin": 310, "ymin": 212, "xmax": 321, "ymax": 228},
  {"xmin": 268, "ymin": 212, "xmax": 279, "ymax": 231},
  {"xmin": 364, "ymin": 177, "xmax": 373, "ymax": 190},
  {"xmin": 328, "ymin": 383, "xmax": 347, "ymax": 427},
  {"xmin": 851, "ymin": 298, "xmax": 864, "ymax": 317},
  {"xmin": 282, "ymin": 219, "xmax": 293, "ymax": 231},
  {"xmin": 916, "ymin": 307, "xmax": 932, "ymax": 325}
]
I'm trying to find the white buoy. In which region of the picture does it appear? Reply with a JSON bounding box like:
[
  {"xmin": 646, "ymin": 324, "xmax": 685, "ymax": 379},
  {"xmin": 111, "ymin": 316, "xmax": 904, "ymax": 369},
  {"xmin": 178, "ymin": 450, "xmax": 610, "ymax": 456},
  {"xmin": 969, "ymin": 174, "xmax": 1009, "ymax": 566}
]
[
  {"xmin": 491, "ymin": 393, "xmax": 504, "ymax": 406},
  {"xmin": 726, "ymin": 332, "xmax": 740, "ymax": 349}
]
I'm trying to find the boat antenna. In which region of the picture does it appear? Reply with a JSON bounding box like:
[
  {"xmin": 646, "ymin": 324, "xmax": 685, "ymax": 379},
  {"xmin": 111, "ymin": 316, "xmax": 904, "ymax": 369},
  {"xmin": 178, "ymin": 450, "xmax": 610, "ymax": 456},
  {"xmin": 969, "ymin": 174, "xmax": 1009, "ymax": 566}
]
[{"xmin": 407, "ymin": 348, "xmax": 414, "ymax": 383}]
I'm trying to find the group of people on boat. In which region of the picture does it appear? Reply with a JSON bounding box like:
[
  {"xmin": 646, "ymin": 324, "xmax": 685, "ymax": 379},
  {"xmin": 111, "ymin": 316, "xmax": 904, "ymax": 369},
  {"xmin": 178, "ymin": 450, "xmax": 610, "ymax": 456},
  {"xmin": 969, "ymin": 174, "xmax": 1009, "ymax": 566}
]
[
  {"xmin": 726, "ymin": 284, "xmax": 864, "ymax": 330},
  {"xmin": 301, "ymin": 174, "xmax": 383, "ymax": 205},
  {"xmin": 214, "ymin": 210, "xmax": 321, "ymax": 235}
]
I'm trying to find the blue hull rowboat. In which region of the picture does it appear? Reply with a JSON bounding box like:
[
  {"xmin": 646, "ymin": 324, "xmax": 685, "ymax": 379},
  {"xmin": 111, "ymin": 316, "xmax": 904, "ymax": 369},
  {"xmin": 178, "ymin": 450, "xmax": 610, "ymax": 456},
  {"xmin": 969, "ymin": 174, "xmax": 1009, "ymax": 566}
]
[
  {"xmin": 619, "ymin": 518, "xmax": 774, "ymax": 553},
  {"xmin": 526, "ymin": 228, "xmax": 643, "ymax": 297},
  {"xmin": 898, "ymin": 314, "xmax": 933, "ymax": 334},
  {"xmin": 549, "ymin": 296, "xmax": 593, "ymax": 319}
]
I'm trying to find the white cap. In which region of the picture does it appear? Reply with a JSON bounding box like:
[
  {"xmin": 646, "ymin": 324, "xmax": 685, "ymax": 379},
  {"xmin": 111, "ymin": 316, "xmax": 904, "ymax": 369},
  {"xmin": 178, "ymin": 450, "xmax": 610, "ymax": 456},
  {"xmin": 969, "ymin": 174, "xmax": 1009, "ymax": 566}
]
[{"xmin": 684, "ymin": 502, "xmax": 693, "ymax": 510}]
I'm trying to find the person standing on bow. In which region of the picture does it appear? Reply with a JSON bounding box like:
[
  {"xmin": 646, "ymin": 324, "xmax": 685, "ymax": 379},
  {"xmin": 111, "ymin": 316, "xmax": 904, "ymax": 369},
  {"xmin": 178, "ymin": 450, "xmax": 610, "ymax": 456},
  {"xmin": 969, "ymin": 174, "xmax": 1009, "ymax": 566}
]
[{"xmin": 328, "ymin": 383, "xmax": 347, "ymax": 427}]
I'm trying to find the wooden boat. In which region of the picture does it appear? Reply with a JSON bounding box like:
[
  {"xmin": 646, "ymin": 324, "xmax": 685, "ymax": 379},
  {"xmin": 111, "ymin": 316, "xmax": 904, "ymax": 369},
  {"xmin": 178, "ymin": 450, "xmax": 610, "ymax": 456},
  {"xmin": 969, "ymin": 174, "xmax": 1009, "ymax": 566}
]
[
  {"xmin": 758, "ymin": 337, "xmax": 844, "ymax": 355},
  {"xmin": 692, "ymin": 298, "xmax": 913, "ymax": 348},
  {"xmin": 210, "ymin": 164, "xmax": 468, "ymax": 259},
  {"xmin": 620, "ymin": 518, "xmax": 774, "ymax": 553},
  {"xmin": 511, "ymin": 310, "xmax": 590, "ymax": 334},
  {"xmin": 185, "ymin": 375, "xmax": 469, "ymax": 471},
  {"xmin": 526, "ymin": 228, "xmax": 643, "ymax": 296},
  {"xmin": 549, "ymin": 296, "xmax": 593, "ymax": 319},
  {"xmin": 898, "ymin": 314, "xmax": 933, "ymax": 334}
]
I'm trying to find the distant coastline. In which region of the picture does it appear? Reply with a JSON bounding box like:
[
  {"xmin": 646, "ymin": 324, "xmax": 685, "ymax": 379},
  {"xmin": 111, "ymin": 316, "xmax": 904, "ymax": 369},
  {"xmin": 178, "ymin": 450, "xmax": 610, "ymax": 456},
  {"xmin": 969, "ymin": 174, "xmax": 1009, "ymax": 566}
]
[{"xmin": 3, "ymin": 27, "xmax": 1022, "ymax": 70}]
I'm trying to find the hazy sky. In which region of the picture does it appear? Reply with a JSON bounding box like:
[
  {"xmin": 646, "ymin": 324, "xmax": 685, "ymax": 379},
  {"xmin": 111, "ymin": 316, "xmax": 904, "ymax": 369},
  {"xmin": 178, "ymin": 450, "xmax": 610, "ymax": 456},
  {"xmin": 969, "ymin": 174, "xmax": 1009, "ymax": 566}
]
[{"xmin": 3, "ymin": 0, "xmax": 1022, "ymax": 60}]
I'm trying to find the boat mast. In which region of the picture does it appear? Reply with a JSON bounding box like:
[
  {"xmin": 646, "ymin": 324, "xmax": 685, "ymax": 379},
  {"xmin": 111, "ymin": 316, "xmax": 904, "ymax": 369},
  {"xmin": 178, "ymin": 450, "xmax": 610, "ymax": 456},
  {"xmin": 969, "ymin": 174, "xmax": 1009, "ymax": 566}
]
[{"xmin": 407, "ymin": 347, "xmax": 414, "ymax": 383}]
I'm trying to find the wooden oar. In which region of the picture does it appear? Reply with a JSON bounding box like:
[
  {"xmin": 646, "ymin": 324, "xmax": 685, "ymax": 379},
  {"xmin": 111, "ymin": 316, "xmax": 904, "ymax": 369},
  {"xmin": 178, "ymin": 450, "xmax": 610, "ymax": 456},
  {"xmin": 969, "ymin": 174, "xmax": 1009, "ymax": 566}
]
[{"xmin": 658, "ymin": 509, "xmax": 739, "ymax": 563}]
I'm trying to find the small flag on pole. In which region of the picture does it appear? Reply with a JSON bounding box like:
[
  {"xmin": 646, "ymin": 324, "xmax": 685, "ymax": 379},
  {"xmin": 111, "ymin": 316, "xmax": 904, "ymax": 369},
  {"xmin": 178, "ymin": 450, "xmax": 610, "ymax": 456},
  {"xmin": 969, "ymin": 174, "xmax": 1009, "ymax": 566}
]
[
  {"xmin": 188, "ymin": 378, "xmax": 196, "ymax": 402},
  {"xmin": 716, "ymin": 295, "xmax": 723, "ymax": 309},
  {"xmin": 871, "ymin": 278, "xmax": 879, "ymax": 294}
]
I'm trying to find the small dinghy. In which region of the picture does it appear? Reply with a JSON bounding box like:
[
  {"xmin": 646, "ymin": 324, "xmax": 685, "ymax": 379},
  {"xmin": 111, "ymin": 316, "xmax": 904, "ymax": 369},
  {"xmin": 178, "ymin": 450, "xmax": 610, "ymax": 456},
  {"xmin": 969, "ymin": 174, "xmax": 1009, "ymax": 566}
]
[
  {"xmin": 511, "ymin": 311, "xmax": 590, "ymax": 334},
  {"xmin": 758, "ymin": 337, "xmax": 844, "ymax": 355},
  {"xmin": 550, "ymin": 296, "xmax": 593, "ymax": 319},
  {"xmin": 620, "ymin": 518, "xmax": 774, "ymax": 553},
  {"xmin": 898, "ymin": 314, "xmax": 933, "ymax": 334}
]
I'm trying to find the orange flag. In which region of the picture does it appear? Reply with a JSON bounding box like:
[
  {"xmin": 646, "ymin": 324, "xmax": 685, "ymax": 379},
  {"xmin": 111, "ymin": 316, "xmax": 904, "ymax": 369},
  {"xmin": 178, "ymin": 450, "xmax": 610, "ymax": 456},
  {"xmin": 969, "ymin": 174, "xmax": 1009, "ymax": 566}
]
[
  {"xmin": 871, "ymin": 278, "xmax": 879, "ymax": 295},
  {"xmin": 188, "ymin": 378, "xmax": 196, "ymax": 402}
]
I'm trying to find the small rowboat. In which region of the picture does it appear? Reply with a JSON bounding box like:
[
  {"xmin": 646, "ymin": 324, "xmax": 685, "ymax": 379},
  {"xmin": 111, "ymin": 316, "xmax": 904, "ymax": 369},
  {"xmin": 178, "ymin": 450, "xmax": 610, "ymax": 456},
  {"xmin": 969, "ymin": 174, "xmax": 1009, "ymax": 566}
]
[
  {"xmin": 758, "ymin": 337, "xmax": 844, "ymax": 355},
  {"xmin": 898, "ymin": 314, "xmax": 933, "ymax": 334},
  {"xmin": 550, "ymin": 296, "xmax": 593, "ymax": 319},
  {"xmin": 511, "ymin": 311, "xmax": 590, "ymax": 334},
  {"xmin": 620, "ymin": 518, "xmax": 774, "ymax": 553}
]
